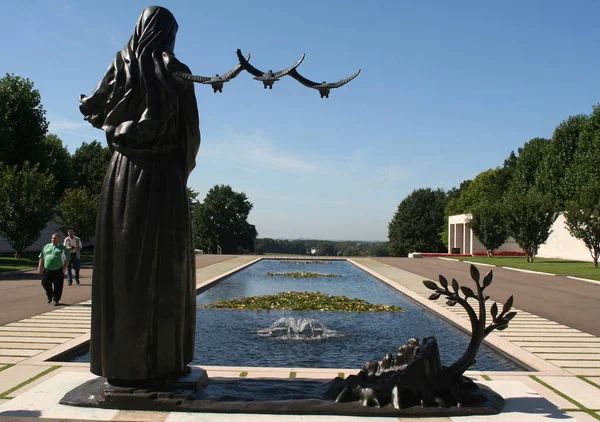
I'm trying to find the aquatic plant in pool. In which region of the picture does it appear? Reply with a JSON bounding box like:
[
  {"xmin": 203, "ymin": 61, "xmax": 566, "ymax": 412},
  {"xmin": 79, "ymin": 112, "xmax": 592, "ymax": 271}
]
[{"xmin": 201, "ymin": 291, "xmax": 403, "ymax": 312}]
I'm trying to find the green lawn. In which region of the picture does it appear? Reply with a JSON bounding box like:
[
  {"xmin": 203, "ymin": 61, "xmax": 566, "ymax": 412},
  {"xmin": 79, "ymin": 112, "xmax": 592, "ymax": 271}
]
[
  {"xmin": 0, "ymin": 251, "xmax": 94, "ymax": 273},
  {"xmin": 456, "ymin": 256, "xmax": 600, "ymax": 281}
]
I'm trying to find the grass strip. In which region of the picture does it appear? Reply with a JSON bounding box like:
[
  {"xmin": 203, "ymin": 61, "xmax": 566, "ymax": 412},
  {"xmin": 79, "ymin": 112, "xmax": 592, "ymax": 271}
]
[
  {"xmin": 0, "ymin": 365, "xmax": 60, "ymax": 399},
  {"xmin": 482, "ymin": 374, "xmax": 492, "ymax": 381},
  {"xmin": 239, "ymin": 371, "xmax": 248, "ymax": 377},
  {"xmin": 0, "ymin": 364, "xmax": 15, "ymax": 373},
  {"xmin": 577, "ymin": 376, "xmax": 600, "ymax": 390},
  {"xmin": 337, "ymin": 372, "xmax": 344, "ymax": 378},
  {"xmin": 289, "ymin": 371, "xmax": 296, "ymax": 379},
  {"xmin": 530, "ymin": 375, "xmax": 588, "ymax": 411}
]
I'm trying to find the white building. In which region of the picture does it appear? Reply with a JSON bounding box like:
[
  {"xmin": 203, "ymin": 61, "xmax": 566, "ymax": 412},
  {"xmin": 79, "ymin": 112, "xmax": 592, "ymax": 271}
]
[{"xmin": 448, "ymin": 213, "xmax": 593, "ymax": 262}]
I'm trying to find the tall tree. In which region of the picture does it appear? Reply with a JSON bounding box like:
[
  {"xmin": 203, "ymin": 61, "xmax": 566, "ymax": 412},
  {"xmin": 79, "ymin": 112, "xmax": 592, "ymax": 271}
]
[
  {"xmin": 564, "ymin": 104, "xmax": 600, "ymax": 200},
  {"xmin": 0, "ymin": 74, "xmax": 49, "ymax": 167},
  {"xmin": 388, "ymin": 188, "xmax": 447, "ymax": 257},
  {"xmin": 192, "ymin": 184, "xmax": 258, "ymax": 253},
  {"xmin": 70, "ymin": 141, "xmax": 112, "ymax": 195},
  {"xmin": 0, "ymin": 162, "xmax": 57, "ymax": 257},
  {"xmin": 504, "ymin": 191, "xmax": 557, "ymax": 262},
  {"xmin": 466, "ymin": 203, "xmax": 509, "ymax": 257},
  {"xmin": 536, "ymin": 114, "xmax": 589, "ymax": 208},
  {"xmin": 506, "ymin": 137, "xmax": 551, "ymax": 197},
  {"xmin": 40, "ymin": 134, "xmax": 72, "ymax": 197},
  {"xmin": 564, "ymin": 183, "xmax": 600, "ymax": 268},
  {"xmin": 55, "ymin": 187, "xmax": 100, "ymax": 244}
]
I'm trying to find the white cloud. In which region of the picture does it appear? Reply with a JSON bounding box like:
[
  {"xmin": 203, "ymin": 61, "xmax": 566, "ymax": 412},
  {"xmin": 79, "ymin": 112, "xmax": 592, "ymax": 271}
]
[
  {"xmin": 200, "ymin": 128, "xmax": 320, "ymax": 174},
  {"xmin": 48, "ymin": 119, "xmax": 87, "ymax": 132}
]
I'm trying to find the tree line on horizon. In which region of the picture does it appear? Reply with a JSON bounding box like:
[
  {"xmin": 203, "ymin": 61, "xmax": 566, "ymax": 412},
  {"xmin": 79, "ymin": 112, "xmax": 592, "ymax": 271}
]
[{"xmin": 388, "ymin": 103, "xmax": 600, "ymax": 267}]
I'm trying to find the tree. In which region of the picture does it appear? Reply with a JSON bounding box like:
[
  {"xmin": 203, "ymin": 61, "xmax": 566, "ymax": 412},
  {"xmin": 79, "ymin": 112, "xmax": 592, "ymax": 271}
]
[
  {"xmin": 0, "ymin": 74, "xmax": 49, "ymax": 167},
  {"xmin": 536, "ymin": 114, "xmax": 589, "ymax": 208},
  {"xmin": 40, "ymin": 134, "xmax": 72, "ymax": 197},
  {"xmin": 465, "ymin": 203, "xmax": 509, "ymax": 257},
  {"xmin": 71, "ymin": 141, "xmax": 112, "ymax": 195},
  {"xmin": 388, "ymin": 188, "xmax": 447, "ymax": 257},
  {"xmin": 564, "ymin": 104, "xmax": 600, "ymax": 200},
  {"xmin": 367, "ymin": 242, "xmax": 389, "ymax": 257},
  {"xmin": 564, "ymin": 184, "xmax": 600, "ymax": 268},
  {"xmin": 192, "ymin": 184, "xmax": 258, "ymax": 253},
  {"xmin": 504, "ymin": 191, "xmax": 557, "ymax": 262},
  {"xmin": 342, "ymin": 245, "xmax": 361, "ymax": 256},
  {"xmin": 55, "ymin": 187, "xmax": 100, "ymax": 244},
  {"xmin": 0, "ymin": 162, "xmax": 57, "ymax": 257},
  {"xmin": 506, "ymin": 137, "xmax": 551, "ymax": 197}
]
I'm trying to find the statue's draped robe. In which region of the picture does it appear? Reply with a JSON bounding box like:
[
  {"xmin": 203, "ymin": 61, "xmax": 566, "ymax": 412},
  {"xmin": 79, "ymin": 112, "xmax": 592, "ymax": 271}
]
[{"xmin": 79, "ymin": 6, "xmax": 200, "ymax": 381}]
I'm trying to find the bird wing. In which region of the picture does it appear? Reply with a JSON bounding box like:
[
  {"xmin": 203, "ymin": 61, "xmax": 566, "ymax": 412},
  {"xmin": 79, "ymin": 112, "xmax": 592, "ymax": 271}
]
[
  {"xmin": 328, "ymin": 69, "xmax": 361, "ymax": 88},
  {"xmin": 236, "ymin": 49, "xmax": 265, "ymax": 77},
  {"xmin": 287, "ymin": 68, "xmax": 320, "ymax": 88},
  {"xmin": 272, "ymin": 54, "xmax": 305, "ymax": 78},
  {"xmin": 216, "ymin": 53, "xmax": 252, "ymax": 82},
  {"xmin": 173, "ymin": 72, "xmax": 212, "ymax": 83}
]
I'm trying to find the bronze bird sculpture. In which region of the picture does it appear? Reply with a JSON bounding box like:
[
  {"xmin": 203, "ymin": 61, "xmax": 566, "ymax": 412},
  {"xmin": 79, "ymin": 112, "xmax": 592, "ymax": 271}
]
[
  {"xmin": 288, "ymin": 68, "xmax": 361, "ymax": 98},
  {"xmin": 237, "ymin": 49, "xmax": 305, "ymax": 89},
  {"xmin": 174, "ymin": 53, "xmax": 251, "ymax": 93}
]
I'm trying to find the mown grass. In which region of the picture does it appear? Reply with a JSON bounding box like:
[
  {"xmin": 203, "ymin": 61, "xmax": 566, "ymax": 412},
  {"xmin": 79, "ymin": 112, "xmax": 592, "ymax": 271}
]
[
  {"xmin": 455, "ymin": 256, "xmax": 600, "ymax": 281},
  {"xmin": 0, "ymin": 250, "xmax": 94, "ymax": 273}
]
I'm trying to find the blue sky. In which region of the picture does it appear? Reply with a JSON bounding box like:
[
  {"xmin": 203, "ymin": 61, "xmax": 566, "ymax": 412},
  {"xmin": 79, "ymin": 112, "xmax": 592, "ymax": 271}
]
[{"xmin": 2, "ymin": 0, "xmax": 599, "ymax": 241}]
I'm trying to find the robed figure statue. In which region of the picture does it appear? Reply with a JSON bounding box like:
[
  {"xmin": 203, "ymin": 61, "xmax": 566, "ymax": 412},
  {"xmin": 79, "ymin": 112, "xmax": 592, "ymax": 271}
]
[{"xmin": 79, "ymin": 6, "xmax": 200, "ymax": 386}]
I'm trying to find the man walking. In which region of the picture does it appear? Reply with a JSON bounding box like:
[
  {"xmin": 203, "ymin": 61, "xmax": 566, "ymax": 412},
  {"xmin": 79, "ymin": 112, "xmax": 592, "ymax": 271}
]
[
  {"xmin": 38, "ymin": 233, "xmax": 70, "ymax": 306},
  {"xmin": 63, "ymin": 230, "xmax": 82, "ymax": 285}
]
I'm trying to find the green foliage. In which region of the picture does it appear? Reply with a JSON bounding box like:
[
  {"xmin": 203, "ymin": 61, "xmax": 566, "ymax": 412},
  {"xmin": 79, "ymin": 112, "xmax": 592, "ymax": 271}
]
[
  {"xmin": 466, "ymin": 203, "xmax": 509, "ymax": 257},
  {"xmin": 564, "ymin": 183, "xmax": 600, "ymax": 268},
  {"xmin": 0, "ymin": 74, "xmax": 49, "ymax": 167},
  {"xmin": 564, "ymin": 104, "xmax": 600, "ymax": 200},
  {"xmin": 192, "ymin": 184, "xmax": 258, "ymax": 253},
  {"xmin": 266, "ymin": 271, "xmax": 342, "ymax": 278},
  {"xmin": 40, "ymin": 134, "xmax": 72, "ymax": 197},
  {"xmin": 366, "ymin": 242, "xmax": 389, "ymax": 257},
  {"xmin": 70, "ymin": 141, "xmax": 112, "ymax": 195},
  {"xmin": 388, "ymin": 188, "xmax": 447, "ymax": 256},
  {"xmin": 536, "ymin": 114, "xmax": 589, "ymax": 208},
  {"xmin": 504, "ymin": 191, "xmax": 558, "ymax": 262},
  {"xmin": 341, "ymin": 244, "xmax": 361, "ymax": 256},
  {"xmin": 454, "ymin": 169, "xmax": 507, "ymax": 212},
  {"xmin": 201, "ymin": 291, "xmax": 403, "ymax": 312},
  {"xmin": 0, "ymin": 162, "xmax": 57, "ymax": 257},
  {"xmin": 506, "ymin": 137, "xmax": 551, "ymax": 196},
  {"xmin": 55, "ymin": 187, "xmax": 100, "ymax": 244}
]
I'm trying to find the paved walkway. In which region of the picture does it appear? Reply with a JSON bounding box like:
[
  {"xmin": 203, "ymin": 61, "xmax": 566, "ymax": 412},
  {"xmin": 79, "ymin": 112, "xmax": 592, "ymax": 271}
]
[
  {"xmin": 373, "ymin": 257, "xmax": 600, "ymax": 336},
  {"xmin": 0, "ymin": 257, "xmax": 598, "ymax": 421}
]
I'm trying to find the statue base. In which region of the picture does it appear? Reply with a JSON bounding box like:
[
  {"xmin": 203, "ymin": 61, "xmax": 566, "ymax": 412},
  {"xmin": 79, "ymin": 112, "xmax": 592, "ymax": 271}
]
[{"xmin": 60, "ymin": 370, "xmax": 504, "ymax": 417}]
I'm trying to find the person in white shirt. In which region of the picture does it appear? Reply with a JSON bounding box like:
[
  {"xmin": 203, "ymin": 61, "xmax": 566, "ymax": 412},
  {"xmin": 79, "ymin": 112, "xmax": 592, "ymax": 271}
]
[{"xmin": 63, "ymin": 230, "xmax": 82, "ymax": 285}]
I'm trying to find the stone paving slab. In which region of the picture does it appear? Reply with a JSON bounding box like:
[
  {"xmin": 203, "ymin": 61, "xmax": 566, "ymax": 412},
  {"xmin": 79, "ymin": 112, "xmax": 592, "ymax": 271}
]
[
  {"xmin": 549, "ymin": 360, "xmax": 600, "ymax": 368},
  {"xmin": 539, "ymin": 354, "xmax": 600, "ymax": 360},
  {"xmin": 0, "ymin": 349, "xmax": 41, "ymax": 357},
  {"xmin": 564, "ymin": 368, "xmax": 600, "ymax": 376},
  {"xmin": 565, "ymin": 412, "xmax": 599, "ymax": 422},
  {"xmin": 0, "ymin": 327, "xmax": 88, "ymax": 334},
  {"xmin": 0, "ymin": 335, "xmax": 72, "ymax": 342},
  {"xmin": 0, "ymin": 343, "xmax": 55, "ymax": 349},
  {"xmin": 0, "ymin": 357, "xmax": 26, "ymax": 364},
  {"xmin": 527, "ymin": 347, "xmax": 600, "ymax": 353},
  {"xmin": 538, "ymin": 376, "xmax": 600, "ymax": 409},
  {"xmin": 0, "ymin": 365, "xmax": 51, "ymax": 396}
]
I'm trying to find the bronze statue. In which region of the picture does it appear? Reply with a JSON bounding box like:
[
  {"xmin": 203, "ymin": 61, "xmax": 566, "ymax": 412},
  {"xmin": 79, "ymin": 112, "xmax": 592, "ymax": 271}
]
[
  {"xmin": 288, "ymin": 68, "xmax": 361, "ymax": 98},
  {"xmin": 236, "ymin": 48, "xmax": 305, "ymax": 89},
  {"xmin": 79, "ymin": 6, "xmax": 199, "ymax": 386},
  {"xmin": 173, "ymin": 53, "xmax": 250, "ymax": 93}
]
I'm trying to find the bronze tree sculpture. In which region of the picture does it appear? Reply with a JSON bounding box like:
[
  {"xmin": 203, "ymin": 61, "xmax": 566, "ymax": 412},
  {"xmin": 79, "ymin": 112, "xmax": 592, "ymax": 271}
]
[{"xmin": 327, "ymin": 264, "xmax": 516, "ymax": 410}]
